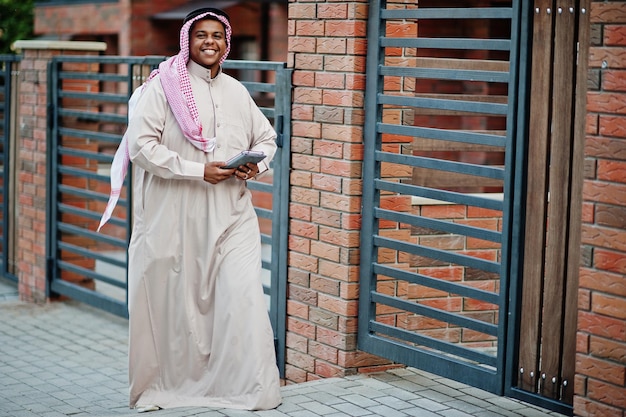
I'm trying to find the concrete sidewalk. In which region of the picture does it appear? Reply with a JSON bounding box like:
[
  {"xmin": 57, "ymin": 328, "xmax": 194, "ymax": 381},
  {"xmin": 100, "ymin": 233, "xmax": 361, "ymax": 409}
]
[{"xmin": 0, "ymin": 277, "xmax": 562, "ymax": 417}]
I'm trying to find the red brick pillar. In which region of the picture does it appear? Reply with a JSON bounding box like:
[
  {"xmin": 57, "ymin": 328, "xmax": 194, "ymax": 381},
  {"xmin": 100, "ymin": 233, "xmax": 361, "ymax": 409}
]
[
  {"xmin": 12, "ymin": 40, "xmax": 106, "ymax": 303},
  {"xmin": 286, "ymin": 1, "xmax": 395, "ymax": 383},
  {"xmin": 575, "ymin": 2, "xmax": 626, "ymax": 416}
]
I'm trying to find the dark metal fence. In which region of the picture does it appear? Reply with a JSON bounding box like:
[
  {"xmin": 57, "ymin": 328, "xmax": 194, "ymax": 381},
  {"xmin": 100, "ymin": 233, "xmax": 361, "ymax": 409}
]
[
  {"xmin": 47, "ymin": 56, "xmax": 291, "ymax": 374},
  {"xmin": 0, "ymin": 55, "xmax": 20, "ymax": 283},
  {"xmin": 359, "ymin": 0, "xmax": 527, "ymax": 398}
]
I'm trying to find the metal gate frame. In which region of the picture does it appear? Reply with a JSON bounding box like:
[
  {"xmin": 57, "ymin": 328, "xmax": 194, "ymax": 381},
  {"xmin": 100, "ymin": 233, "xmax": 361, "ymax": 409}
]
[
  {"xmin": 0, "ymin": 55, "xmax": 20, "ymax": 283},
  {"xmin": 47, "ymin": 56, "xmax": 291, "ymax": 375},
  {"xmin": 358, "ymin": 0, "xmax": 529, "ymax": 397}
]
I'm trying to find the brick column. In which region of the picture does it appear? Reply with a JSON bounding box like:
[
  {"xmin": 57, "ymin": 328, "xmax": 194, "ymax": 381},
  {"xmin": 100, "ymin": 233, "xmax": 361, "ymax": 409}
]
[
  {"xmin": 286, "ymin": 1, "xmax": 395, "ymax": 383},
  {"xmin": 575, "ymin": 1, "xmax": 626, "ymax": 416},
  {"xmin": 12, "ymin": 40, "xmax": 106, "ymax": 303}
]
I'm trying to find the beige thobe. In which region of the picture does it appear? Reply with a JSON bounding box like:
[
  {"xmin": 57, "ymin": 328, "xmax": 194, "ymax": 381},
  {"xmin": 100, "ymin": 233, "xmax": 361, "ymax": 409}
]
[{"xmin": 126, "ymin": 60, "xmax": 281, "ymax": 410}]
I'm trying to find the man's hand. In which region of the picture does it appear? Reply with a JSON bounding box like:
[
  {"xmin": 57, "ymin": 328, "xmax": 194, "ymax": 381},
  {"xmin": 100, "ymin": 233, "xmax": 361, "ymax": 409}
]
[
  {"xmin": 204, "ymin": 161, "xmax": 235, "ymax": 184},
  {"xmin": 235, "ymin": 162, "xmax": 260, "ymax": 181}
]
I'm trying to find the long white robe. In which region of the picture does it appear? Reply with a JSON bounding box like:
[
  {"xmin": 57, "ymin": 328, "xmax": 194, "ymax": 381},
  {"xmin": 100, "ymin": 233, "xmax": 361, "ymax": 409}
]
[{"xmin": 126, "ymin": 60, "xmax": 281, "ymax": 410}]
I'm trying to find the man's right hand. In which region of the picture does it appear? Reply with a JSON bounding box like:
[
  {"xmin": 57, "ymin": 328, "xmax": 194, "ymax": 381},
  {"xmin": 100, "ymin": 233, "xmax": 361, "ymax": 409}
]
[{"xmin": 204, "ymin": 161, "xmax": 235, "ymax": 184}]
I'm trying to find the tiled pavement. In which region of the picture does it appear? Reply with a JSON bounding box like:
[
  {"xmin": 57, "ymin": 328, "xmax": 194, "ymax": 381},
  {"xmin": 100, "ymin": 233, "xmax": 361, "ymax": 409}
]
[{"xmin": 0, "ymin": 277, "xmax": 563, "ymax": 417}]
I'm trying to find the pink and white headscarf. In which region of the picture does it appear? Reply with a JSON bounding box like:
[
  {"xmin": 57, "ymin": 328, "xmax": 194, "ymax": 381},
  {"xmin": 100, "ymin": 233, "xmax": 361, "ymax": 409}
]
[{"xmin": 98, "ymin": 10, "xmax": 232, "ymax": 231}]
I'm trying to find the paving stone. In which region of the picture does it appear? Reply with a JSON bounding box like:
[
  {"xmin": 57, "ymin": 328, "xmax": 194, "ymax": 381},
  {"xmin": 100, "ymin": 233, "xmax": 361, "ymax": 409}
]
[
  {"xmin": 346, "ymin": 384, "xmax": 389, "ymax": 399},
  {"xmin": 379, "ymin": 387, "xmax": 422, "ymax": 402},
  {"xmin": 370, "ymin": 395, "xmax": 415, "ymax": 410},
  {"xmin": 276, "ymin": 410, "xmax": 319, "ymax": 417},
  {"xmin": 341, "ymin": 394, "xmax": 381, "ymax": 408},
  {"xmin": 444, "ymin": 399, "xmax": 486, "ymax": 414},
  {"xmin": 438, "ymin": 409, "xmax": 475, "ymax": 417},
  {"xmin": 515, "ymin": 407, "xmax": 558, "ymax": 417},
  {"xmin": 366, "ymin": 404, "xmax": 408, "ymax": 417},
  {"xmin": 330, "ymin": 402, "xmax": 374, "ymax": 417},
  {"xmin": 253, "ymin": 409, "xmax": 291, "ymax": 417},
  {"xmin": 275, "ymin": 402, "xmax": 303, "ymax": 413},
  {"xmin": 402, "ymin": 407, "xmax": 441, "ymax": 417},
  {"xmin": 409, "ymin": 397, "xmax": 449, "ymax": 412},
  {"xmin": 0, "ymin": 281, "xmax": 563, "ymax": 417},
  {"xmin": 414, "ymin": 389, "xmax": 456, "ymax": 404},
  {"xmin": 302, "ymin": 391, "xmax": 345, "ymax": 406},
  {"xmin": 297, "ymin": 401, "xmax": 338, "ymax": 415}
]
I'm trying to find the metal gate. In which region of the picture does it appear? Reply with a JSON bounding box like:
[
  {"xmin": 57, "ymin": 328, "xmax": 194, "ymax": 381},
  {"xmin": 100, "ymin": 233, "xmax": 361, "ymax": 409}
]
[
  {"xmin": 0, "ymin": 55, "xmax": 19, "ymax": 283},
  {"xmin": 359, "ymin": 0, "xmax": 528, "ymax": 396},
  {"xmin": 47, "ymin": 56, "xmax": 292, "ymax": 374}
]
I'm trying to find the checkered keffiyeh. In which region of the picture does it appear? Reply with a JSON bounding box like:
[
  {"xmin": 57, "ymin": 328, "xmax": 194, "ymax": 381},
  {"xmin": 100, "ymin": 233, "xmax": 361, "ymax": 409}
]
[{"xmin": 98, "ymin": 11, "xmax": 232, "ymax": 231}]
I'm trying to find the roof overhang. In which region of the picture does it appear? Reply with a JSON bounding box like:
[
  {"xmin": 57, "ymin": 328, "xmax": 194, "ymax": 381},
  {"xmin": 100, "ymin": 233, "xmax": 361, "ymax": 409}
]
[{"xmin": 152, "ymin": 0, "xmax": 285, "ymax": 21}]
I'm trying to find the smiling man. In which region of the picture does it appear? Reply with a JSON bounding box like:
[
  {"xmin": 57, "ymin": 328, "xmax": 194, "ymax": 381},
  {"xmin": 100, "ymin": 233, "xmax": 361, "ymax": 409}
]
[
  {"xmin": 189, "ymin": 18, "xmax": 226, "ymax": 76},
  {"xmin": 120, "ymin": 7, "xmax": 282, "ymax": 413}
]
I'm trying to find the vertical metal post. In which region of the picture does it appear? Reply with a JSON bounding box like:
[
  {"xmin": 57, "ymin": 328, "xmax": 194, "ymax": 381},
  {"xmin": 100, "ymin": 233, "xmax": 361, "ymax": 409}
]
[{"xmin": 271, "ymin": 63, "xmax": 292, "ymax": 377}]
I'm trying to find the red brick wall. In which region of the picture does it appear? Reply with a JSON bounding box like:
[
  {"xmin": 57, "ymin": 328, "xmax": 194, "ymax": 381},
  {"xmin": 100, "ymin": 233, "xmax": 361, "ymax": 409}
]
[
  {"xmin": 575, "ymin": 1, "xmax": 626, "ymax": 416},
  {"xmin": 286, "ymin": 0, "xmax": 396, "ymax": 382},
  {"xmin": 15, "ymin": 47, "xmax": 48, "ymax": 302},
  {"xmin": 34, "ymin": 2, "xmax": 127, "ymax": 36},
  {"xmin": 15, "ymin": 43, "xmax": 104, "ymax": 302}
]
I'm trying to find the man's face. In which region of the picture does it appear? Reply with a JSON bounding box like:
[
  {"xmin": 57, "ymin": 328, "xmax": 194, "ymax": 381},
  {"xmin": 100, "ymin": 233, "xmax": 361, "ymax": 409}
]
[{"xmin": 189, "ymin": 19, "xmax": 227, "ymax": 74}]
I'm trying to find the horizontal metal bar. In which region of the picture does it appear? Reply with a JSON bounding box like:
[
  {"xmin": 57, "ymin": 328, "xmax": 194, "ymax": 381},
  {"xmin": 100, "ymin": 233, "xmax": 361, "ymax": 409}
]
[
  {"xmin": 58, "ymin": 241, "xmax": 127, "ymax": 269},
  {"xmin": 374, "ymin": 207, "xmax": 501, "ymax": 243},
  {"xmin": 247, "ymin": 180, "xmax": 273, "ymax": 194},
  {"xmin": 509, "ymin": 387, "xmax": 573, "ymax": 416},
  {"xmin": 378, "ymin": 94, "xmax": 508, "ymax": 116},
  {"xmin": 260, "ymin": 107, "xmax": 276, "ymax": 119},
  {"xmin": 371, "ymin": 291, "xmax": 498, "ymax": 336},
  {"xmin": 261, "ymin": 233, "xmax": 273, "ymax": 245},
  {"xmin": 373, "ymin": 263, "xmax": 500, "ymax": 305},
  {"xmin": 57, "ymin": 202, "xmax": 128, "ymax": 236},
  {"xmin": 52, "ymin": 56, "xmax": 285, "ymax": 70},
  {"xmin": 58, "ymin": 184, "xmax": 127, "ymax": 205},
  {"xmin": 96, "ymin": 214, "xmax": 129, "ymax": 230},
  {"xmin": 53, "ymin": 55, "xmax": 166, "ymax": 65},
  {"xmin": 58, "ymin": 165, "xmax": 110, "ymax": 183},
  {"xmin": 59, "ymin": 71, "xmax": 128, "ymax": 83},
  {"xmin": 377, "ymin": 123, "xmax": 506, "ymax": 148},
  {"xmin": 369, "ymin": 321, "xmax": 497, "ymax": 366},
  {"xmin": 58, "ymin": 202, "xmax": 105, "ymax": 223},
  {"xmin": 57, "ymin": 260, "xmax": 125, "ymax": 289},
  {"xmin": 57, "ymin": 222, "xmax": 127, "ymax": 248},
  {"xmin": 374, "ymin": 235, "xmax": 501, "ymax": 274},
  {"xmin": 49, "ymin": 279, "xmax": 128, "ymax": 318},
  {"xmin": 0, "ymin": 54, "xmax": 22, "ymax": 62},
  {"xmin": 256, "ymin": 207, "xmax": 273, "ymax": 220},
  {"xmin": 59, "ymin": 90, "xmax": 129, "ymax": 104},
  {"xmin": 58, "ymin": 146, "xmax": 116, "ymax": 164},
  {"xmin": 376, "ymin": 151, "xmax": 505, "ymax": 180},
  {"xmin": 240, "ymin": 81, "xmax": 276, "ymax": 93},
  {"xmin": 59, "ymin": 127, "xmax": 123, "ymax": 145},
  {"xmin": 360, "ymin": 333, "xmax": 500, "ymax": 391},
  {"xmin": 262, "ymin": 259, "xmax": 271, "ymax": 271},
  {"xmin": 58, "ymin": 108, "xmax": 126, "ymax": 124},
  {"xmin": 375, "ymin": 179, "xmax": 503, "ymax": 211},
  {"xmin": 380, "ymin": 66, "xmax": 509, "ymax": 83},
  {"xmin": 381, "ymin": 37, "xmax": 511, "ymax": 52},
  {"xmin": 222, "ymin": 60, "xmax": 287, "ymax": 71},
  {"xmin": 382, "ymin": 7, "xmax": 512, "ymax": 20}
]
